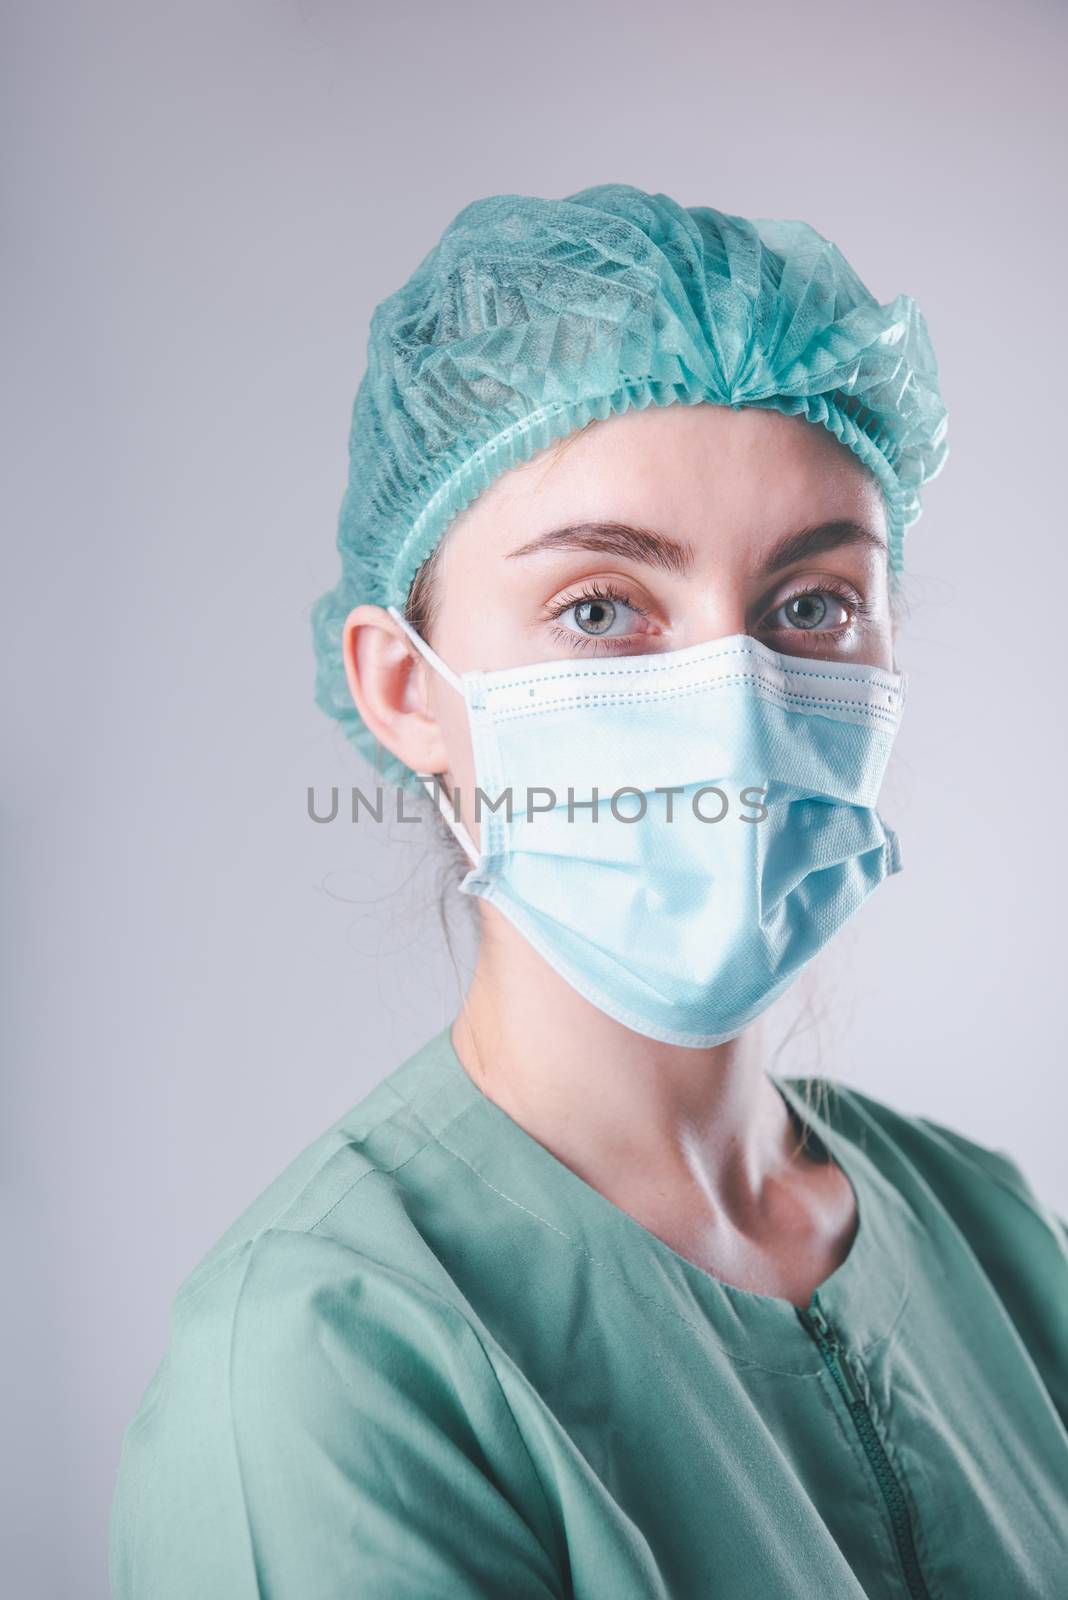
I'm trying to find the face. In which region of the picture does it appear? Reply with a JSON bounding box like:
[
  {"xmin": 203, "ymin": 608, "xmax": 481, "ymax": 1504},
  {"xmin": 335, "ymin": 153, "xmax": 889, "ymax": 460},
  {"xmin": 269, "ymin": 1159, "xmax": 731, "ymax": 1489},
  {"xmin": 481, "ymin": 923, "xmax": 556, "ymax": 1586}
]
[{"xmin": 342, "ymin": 402, "xmax": 896, "ymax": 846}]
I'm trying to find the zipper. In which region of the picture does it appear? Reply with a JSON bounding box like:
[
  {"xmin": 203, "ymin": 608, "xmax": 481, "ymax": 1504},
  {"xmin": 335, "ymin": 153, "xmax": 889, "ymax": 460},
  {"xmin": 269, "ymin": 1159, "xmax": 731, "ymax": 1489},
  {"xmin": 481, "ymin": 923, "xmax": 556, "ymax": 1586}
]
[{"xmin": 796, "ymin": 1294, "xmax": 933, "ymax": 1600}]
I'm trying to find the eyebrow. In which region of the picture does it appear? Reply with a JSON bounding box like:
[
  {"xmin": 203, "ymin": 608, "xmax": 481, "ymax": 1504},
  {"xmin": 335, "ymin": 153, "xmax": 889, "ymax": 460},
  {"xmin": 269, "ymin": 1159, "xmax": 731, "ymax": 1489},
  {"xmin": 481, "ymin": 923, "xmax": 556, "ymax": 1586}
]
[{"xmin": 504, "ymin": 518, "xmax": 887, "ymax": 575}]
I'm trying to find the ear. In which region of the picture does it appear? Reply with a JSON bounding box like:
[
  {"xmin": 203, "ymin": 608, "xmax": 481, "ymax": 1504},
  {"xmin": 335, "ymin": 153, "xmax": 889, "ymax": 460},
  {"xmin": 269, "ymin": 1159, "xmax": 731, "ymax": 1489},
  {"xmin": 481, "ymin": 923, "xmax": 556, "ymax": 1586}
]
[{"xmin": 341, "ymin": 605, "xmax": 451, "ymax": 775}]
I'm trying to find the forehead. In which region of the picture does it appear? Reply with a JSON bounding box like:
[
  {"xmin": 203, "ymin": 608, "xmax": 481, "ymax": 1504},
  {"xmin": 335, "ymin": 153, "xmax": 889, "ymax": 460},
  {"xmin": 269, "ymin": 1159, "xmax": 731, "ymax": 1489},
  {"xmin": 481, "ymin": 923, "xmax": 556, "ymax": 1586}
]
[{"xmin": 448, "ymin": 402, "xmax": 886, "ymax": 553}]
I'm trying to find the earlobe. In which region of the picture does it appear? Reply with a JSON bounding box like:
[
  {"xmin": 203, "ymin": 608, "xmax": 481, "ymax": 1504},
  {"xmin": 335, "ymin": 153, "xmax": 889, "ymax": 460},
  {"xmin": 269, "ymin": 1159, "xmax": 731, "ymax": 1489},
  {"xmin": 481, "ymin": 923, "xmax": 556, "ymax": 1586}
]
[{"xmin": 341, "ymin": 605, "xmax": 451, "ymax": 777}]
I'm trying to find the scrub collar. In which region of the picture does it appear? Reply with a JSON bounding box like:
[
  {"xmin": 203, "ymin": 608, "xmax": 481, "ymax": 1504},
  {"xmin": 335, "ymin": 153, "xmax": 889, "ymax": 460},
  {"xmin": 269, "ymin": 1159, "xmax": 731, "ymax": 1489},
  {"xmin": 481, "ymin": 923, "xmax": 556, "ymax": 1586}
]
[{"xmin": 388, "ymin": 1024, "xmax": 920, "ymax": 1375}]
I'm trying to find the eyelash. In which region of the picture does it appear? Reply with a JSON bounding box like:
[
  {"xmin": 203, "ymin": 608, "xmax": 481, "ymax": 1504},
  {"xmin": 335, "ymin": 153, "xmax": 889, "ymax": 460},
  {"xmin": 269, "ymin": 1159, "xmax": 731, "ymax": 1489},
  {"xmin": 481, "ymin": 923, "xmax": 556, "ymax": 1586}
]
[
  {"xmin": 544, "ymin": 581, "xmax": 647, "ymax": 653},
  {"xmin": 544, "ymin": 576, "xmax": 869, "ymax": 652},
  {"xmin": 770, "ymin": 575, "xmax": 870, "ymax": 630}
]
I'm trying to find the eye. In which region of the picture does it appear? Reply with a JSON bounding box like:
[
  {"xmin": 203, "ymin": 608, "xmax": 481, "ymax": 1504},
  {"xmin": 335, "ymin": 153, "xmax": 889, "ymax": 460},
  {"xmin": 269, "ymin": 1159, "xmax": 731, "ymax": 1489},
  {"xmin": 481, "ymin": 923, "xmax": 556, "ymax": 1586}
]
[
  {"xmin": 766, "ymin": 583, "xmax": 856, "ymax": 634},
  {"xmin": 547, "ymin": 581, "xmax": 648, "ymax": 642},
  {"xmin": 568, "ymin": 596, "xmax": 631, "ymax": 636}
]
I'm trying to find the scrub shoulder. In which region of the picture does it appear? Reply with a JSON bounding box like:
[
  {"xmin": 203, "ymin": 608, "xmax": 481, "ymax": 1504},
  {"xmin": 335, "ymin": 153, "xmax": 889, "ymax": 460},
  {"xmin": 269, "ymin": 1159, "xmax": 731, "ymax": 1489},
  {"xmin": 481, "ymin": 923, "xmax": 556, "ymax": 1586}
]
[
  {"xmin": 109, "ymin": 1070, "xmax": 571, "ymax": 1598},
  {"xmin": 812, "ymin": 1076, "xmax": 1068, "ymax": 1431},
  {"xmin": 821, "ymin": 1076, "xmax": 1067, "ymax": 1247}
]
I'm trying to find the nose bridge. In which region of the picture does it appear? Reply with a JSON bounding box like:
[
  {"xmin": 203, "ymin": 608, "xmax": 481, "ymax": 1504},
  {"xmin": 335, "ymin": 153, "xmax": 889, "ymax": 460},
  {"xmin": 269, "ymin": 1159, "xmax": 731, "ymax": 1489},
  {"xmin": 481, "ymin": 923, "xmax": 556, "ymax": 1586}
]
[{"xmin": 682, "ymin": 566, "xmax": 752, "ymax": 647}]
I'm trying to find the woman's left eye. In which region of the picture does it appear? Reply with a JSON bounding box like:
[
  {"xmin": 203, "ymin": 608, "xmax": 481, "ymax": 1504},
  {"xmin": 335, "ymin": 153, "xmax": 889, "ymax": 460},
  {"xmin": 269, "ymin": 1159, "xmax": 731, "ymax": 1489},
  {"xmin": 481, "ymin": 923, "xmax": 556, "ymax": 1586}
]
[{"xmin": 768, "ymin": 588, "xmax": 853, "ymax": 633}]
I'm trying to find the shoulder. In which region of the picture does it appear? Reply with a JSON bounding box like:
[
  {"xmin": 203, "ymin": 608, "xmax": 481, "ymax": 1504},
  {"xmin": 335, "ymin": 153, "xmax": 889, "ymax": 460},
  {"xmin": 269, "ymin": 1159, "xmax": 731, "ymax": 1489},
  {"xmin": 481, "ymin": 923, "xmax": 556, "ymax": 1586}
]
[
  {"xmin": 110, "ymin": 1225, "xmax": 561, "ymax": 1598},
  {"xmin": 150, "ymin": 1225, "xmax": 502, "ymax": 1453},
  {"xmin": 114, "ymin": 1031, "xmax": 500, "ymax": 1518},
  {"xmin": 803, "ymin": 1074, "xmax": 1065, "ymax": 1244},
  {"xmin": 111, "ymin": 1085, "xmax": 563, "ymax": 1600},
  {"xmin": 790, "ymin": 1074, "xmax": 1068, "ymax": 1419},
  {"xmin": 178, "ymin": 1030, "xmax": 477, "ymax": 1305}
]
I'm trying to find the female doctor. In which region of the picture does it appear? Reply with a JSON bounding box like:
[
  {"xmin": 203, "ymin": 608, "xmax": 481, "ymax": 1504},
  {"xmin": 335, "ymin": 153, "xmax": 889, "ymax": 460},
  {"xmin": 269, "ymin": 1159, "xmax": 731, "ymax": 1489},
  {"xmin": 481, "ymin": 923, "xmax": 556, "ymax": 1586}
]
[{"xmin": 109, "ymin": 184, "xmax": 1068, "ymax": 1598}]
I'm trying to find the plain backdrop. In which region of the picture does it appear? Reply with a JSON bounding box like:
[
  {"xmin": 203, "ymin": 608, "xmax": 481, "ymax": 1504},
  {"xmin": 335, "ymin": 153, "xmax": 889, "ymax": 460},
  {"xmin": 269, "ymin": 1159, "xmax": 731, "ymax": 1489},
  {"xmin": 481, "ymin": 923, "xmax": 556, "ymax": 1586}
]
[{"xmin": 4, "ymin": 1, "xmax": 1066, "ymax": 1594}]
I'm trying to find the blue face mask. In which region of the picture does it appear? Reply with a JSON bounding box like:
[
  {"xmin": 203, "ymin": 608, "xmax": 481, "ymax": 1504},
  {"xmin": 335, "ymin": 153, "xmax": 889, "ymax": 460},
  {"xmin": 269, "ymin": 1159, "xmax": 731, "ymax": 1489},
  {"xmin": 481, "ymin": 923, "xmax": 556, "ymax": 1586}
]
[{"xmin": 387, "ymin": 606, "xmax": 905, "ymax": 1049}]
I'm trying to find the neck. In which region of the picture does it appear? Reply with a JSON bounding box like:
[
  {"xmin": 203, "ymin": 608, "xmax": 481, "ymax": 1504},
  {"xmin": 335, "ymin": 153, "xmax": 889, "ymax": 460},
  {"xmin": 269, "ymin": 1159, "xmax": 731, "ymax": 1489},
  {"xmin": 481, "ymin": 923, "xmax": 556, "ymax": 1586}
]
[{"xmin": 450, "ymin": 904, "xmax": 801, "ymax": 1220}]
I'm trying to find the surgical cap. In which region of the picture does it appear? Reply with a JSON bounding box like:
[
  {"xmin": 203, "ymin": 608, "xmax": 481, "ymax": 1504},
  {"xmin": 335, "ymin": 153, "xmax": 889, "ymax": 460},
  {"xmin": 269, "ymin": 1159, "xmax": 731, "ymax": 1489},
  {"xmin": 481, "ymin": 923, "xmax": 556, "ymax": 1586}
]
[{"xmin": 312, "ymin": 183, "xmax": 948, "ymax": 787}]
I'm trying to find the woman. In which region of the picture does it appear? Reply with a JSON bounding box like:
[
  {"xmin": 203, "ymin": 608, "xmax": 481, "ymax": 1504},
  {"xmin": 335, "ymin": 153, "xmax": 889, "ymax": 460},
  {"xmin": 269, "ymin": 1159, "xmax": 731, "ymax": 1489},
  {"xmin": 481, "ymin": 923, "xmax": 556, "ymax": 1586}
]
[{"xmin": 109, "ymin": 185, "xmax": 1068, "ymax": 1598}]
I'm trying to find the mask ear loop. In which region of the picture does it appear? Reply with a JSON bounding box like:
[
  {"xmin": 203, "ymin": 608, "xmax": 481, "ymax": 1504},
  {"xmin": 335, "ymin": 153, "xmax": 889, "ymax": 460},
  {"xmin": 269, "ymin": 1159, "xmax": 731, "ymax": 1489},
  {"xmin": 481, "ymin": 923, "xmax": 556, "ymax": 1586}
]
[
  {"xmin": 386, "ymin": 605, "xmax": 481, "ymax": 868},
  {"xmin": 387, "ymin": 604, "xmax": 464, "ymax": 692}
]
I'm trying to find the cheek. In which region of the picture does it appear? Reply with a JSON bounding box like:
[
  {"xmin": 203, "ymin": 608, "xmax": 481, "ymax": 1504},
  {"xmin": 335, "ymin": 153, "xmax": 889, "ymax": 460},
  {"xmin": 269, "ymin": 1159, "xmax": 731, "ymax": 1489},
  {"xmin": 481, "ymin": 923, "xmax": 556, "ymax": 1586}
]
[
  {"xmin": 868, "ymin": 576, "xmax": 897, "ymax": 663},
  {"xmin": 874, "ymin": 631, "xmax": 896, "ymax": 673},
  {"xmin": 859, "ymin": 602, "xmax": 896, "ymax": 672},
  {"xmin": 435, "ymin": 691, "xmax": 479, "ymax": 827}
]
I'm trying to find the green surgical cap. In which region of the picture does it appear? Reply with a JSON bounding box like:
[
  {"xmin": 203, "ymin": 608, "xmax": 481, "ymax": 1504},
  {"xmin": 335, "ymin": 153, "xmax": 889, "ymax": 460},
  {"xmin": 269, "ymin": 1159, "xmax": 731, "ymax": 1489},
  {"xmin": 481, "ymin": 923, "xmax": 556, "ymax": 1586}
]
[{"xmin": 312, "ymin": 183, "xmax": 948, "ymax": 786}]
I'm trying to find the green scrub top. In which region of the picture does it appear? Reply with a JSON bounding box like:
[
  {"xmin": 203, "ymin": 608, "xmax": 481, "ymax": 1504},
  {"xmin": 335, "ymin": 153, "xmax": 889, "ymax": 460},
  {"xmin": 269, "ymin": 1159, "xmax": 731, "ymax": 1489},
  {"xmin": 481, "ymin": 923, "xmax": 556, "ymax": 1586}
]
[{"xmin": 109, "ymin": 1025, "xmax": 1068, "ymax": 1598}]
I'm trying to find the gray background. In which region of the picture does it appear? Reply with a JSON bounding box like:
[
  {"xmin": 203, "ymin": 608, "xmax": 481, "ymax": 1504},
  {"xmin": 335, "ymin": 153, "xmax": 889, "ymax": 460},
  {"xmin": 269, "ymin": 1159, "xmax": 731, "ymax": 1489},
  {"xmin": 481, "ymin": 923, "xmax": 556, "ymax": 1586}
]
[{"xmin": 5, "ymin": 1, "xmax": 1066, "ymax": 1594}]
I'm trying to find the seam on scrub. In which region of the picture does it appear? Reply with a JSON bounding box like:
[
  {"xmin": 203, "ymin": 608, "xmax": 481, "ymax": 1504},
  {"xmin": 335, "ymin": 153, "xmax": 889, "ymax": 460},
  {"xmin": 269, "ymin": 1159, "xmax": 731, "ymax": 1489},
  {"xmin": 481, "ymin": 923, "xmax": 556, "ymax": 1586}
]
[
  {"xmin": 477, "ymin": 644, "xmax": 900, "ymax": 692},
  {"xmin": 445, "ymin": 1302, "xmax": 571, "ymax": 1583},
  {"xmin": 829, "ymin": 1089, "xmax": 956, "ymax": 1240},
  {"xmin": 327, "ymin": 1072, "xmax": 463, "ymax": 1149},
  {"xmin": 173, "ymin": 1110, "xmax": 476, "ymax": 1312},
  {"xmin": 226, "ymin": 1220, "xmax": 565, "ymax": 1579},
  {"xmin": 303, "ymin": 1093, "xmax": 486, "ymax": 1235},
  {"xmin": 168, "ymin": 1166, "xmax": 413, "ymax": 1314},
  {"xmin": 784, "ymin": 1085, "xmax": 916, "ymax": 1359},
  {"xmin": 274, "ymin": 1091, "xmax": 476, "ymax": 1237},
  {"xmin": 831, "ymin": 1106, "xmax": 1067, "ymax": 1424},
  {"xmin": 914, "ymin": 1116, "xmax": 1068, "ymax": 1249},
  {"xmin": 217, "ymin": 1226, "xmax": 569, "ymax": 1599},
  {"xmin": 224, "ymin": 1240, "xmax": 269, "ymax": 1599},
  {"xmin": 126, "ymin": 1350, "xmax": 173, "ymax": 1600},
  {"xmin": 852, "ymin": 1237, "xmax": 913, "ymax": 1361},
  {"xmin": 174, "ymin": 1237, "xmax": 263, "ymax": 1310},
  {"xmin": 303, "ymin": 1134, "xmax": 435, "ymax": 1235},
  {"xmin": 484, "ymin": 676, "xmax": 901, "ymax": 727},
  {"xmin": 791, "ymin": 1107, "xmax": 917, "ymax": 1358},
  {"xmin": 428, "ymin": 1123, "xmax": 827, "ymax": 1380},
  {"xmin": 221, "ymin": 1086, "xmax": 423, "ymax": 1256},
  {"xmin": 802, "ymin": 1105, "xmax": 917, "ymax": 1361}
]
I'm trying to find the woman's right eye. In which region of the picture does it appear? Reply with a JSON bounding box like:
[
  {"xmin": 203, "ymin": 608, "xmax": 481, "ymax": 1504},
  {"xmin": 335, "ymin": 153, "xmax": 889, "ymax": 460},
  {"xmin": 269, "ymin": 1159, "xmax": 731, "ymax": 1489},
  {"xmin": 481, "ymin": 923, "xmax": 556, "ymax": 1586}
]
[
  {"xmin": 548, "ymin": 583, "xmax": 648, "ymax": 640},
  {"xmin": 565, "ymin": 597, "xmax": 633, "ymax": 636}
]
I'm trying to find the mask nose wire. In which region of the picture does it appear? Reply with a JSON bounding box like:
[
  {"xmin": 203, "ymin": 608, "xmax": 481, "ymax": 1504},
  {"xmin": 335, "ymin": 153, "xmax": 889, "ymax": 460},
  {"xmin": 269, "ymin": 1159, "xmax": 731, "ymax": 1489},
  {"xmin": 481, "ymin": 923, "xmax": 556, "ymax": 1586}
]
[{"xmin": 385, "ymin": 605, "xmax": 481, "ymax": 869}]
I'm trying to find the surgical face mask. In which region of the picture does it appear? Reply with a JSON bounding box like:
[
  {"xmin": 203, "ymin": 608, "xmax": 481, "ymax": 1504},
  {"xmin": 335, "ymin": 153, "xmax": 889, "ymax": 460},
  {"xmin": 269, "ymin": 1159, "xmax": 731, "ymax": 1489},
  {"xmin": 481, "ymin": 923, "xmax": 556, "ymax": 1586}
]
[{"xmin": 387, "ymin": 605, "xmax": 906, "ymax": 1049}]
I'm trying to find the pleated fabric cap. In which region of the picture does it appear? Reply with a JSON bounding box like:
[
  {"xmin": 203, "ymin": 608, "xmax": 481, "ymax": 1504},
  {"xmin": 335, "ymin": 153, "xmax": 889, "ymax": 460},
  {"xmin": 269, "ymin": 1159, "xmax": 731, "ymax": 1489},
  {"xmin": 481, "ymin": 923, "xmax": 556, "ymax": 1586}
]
[{"xmin": 312, "ymin": 183, "xmax": 948, "ymax": 785}]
